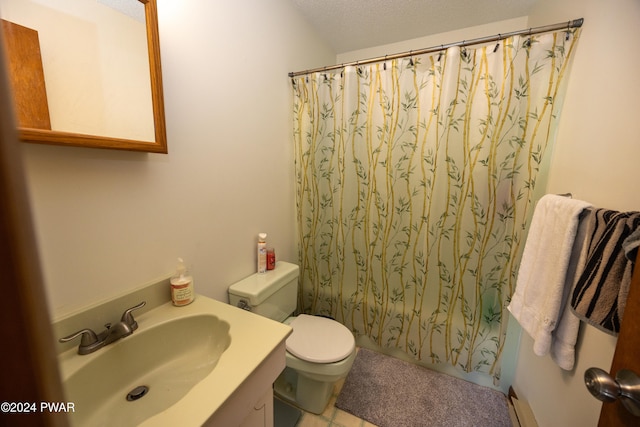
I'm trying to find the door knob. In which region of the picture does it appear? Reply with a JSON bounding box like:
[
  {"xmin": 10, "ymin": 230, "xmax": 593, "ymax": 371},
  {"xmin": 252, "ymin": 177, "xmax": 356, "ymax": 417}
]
[{"xmin": 585, "ymin": 367, "xmax": 640, "ymax": 416}]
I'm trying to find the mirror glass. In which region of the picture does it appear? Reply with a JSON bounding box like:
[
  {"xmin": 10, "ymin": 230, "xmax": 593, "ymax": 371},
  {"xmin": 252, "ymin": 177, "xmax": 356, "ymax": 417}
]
[{"xmin": 0, "ymin": 0, "xmax": 167, "ymax": 153}]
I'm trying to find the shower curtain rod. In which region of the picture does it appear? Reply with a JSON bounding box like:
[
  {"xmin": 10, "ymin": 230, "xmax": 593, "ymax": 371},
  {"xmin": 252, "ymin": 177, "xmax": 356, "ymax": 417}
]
[{"xmin": 288, "ymin": 18, "xmax": 584, "ymax": 77}]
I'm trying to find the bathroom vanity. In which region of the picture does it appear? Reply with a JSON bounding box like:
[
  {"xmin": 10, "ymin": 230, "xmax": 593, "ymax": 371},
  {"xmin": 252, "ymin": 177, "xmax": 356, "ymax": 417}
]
[{"xmin": 53, "ymin": 276, "xmax": 292, "ymax": 427}]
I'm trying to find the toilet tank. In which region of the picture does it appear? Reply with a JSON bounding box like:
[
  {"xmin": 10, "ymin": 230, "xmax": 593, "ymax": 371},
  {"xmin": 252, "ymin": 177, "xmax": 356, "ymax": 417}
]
[{"xmin": 228, "ymin": 261, "xmax": 299, "ymax": 322}]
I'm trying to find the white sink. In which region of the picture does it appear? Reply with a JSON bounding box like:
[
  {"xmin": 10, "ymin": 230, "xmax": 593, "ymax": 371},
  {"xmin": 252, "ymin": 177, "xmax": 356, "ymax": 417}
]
[
  {"xmin": 57, "ymin": 293, "xmax": 291, "ymax": 427},
  {"xmin": 62, "ymin": 314, "xmax": 230, "ymax": 426}
]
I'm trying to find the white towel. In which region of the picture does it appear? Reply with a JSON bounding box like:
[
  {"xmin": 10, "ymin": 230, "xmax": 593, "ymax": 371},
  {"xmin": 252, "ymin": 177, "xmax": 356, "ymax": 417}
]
[
  {"xmin": 549, "ymin": 212, "xmax": 590, "ymax": 370},
  {"xmin": 508, "ymin": 194, "xmax": 592, "ymax": 368}
]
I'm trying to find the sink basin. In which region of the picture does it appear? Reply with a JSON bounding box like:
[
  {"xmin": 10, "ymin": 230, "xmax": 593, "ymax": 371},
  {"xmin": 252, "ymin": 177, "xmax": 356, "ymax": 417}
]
[
  {"xmin": 59, "ymin": 312, "xmax": 230, "ymax": 427},
  {"xmin": 56, "ymin": 288, "xmax": 291, "ymax": 427}
]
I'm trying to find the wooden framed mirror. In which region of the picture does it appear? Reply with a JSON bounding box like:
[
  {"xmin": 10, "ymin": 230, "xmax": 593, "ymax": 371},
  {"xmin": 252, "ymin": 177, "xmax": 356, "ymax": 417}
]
[{"xmin": 0, "ymin": 0, "xmax": 167, "ymax": 153}]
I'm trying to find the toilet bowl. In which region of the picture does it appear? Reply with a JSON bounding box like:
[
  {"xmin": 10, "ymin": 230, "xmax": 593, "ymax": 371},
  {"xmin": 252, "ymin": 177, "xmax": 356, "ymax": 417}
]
[
  {"xmin": 276, "ymin": 314, "xmax": 356, "ymax": 413},
  {"xmin": 228, "ymin": 262, "xmax": 356, "ymax": 414}
]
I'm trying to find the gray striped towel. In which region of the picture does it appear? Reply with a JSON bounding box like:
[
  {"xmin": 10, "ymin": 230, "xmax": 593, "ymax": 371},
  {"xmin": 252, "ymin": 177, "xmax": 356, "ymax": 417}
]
[
  {"xmin": 623, "ymin": 227, "xmax": 640, "ymax": 262},
  {"xmin": 570, "ymin": 209, "xmax": 640, "ymax": 335}
]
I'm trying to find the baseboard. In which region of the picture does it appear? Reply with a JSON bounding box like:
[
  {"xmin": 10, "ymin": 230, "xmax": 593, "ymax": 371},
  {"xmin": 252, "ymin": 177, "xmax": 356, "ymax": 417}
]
[{"xmin": 508, "ymin": 387, "xmax": 539, "ymax": 427}]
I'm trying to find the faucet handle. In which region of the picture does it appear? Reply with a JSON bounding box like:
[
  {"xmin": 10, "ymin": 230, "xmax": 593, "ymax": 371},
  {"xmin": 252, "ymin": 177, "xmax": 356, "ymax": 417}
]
[
  {"xmin": 121, "ymin": 301, "xmax": 146, "ymax": 330},
  {"xmin": 59, "ymin": 328, "xmax": 99, "ymax": 347}
]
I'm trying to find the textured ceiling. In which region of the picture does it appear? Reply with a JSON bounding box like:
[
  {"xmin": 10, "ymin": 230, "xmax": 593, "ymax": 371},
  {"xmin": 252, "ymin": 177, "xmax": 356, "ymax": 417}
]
[
  {"xmin": 290, "ymin": 0, "xmax": 538, "ymax": 53},
  {"xmin": 98, "ymin": 0, "xmax": 145, "ymax": 23}
]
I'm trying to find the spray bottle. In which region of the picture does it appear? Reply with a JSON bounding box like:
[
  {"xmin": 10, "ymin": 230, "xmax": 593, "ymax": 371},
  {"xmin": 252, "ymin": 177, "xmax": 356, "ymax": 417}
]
[{"xmin": 257, "ymin": 233, "xmax": 267, "ymax": 273}]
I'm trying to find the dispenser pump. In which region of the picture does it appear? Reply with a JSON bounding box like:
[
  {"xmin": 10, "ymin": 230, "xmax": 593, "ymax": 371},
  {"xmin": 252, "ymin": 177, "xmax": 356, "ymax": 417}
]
[{"xmin": 176, "ymin": 258, "xmax": 186, "ymax": 276}]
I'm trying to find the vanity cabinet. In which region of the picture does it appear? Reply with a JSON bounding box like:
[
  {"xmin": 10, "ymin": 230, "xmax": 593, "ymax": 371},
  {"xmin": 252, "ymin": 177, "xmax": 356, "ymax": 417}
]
[
  {"xmin": 239, "ymin": 389, "xmax": 275, "ymax": 427},
  {"xmin": 202, "ymin": 340, "xmax": 288, "ymax": 427}
]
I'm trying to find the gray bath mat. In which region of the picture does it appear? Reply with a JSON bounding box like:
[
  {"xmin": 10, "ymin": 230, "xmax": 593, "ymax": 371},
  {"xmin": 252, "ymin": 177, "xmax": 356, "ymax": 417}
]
[{"xmin": 335, "ymin": 348, "xmax": 511, "ymax": 427}]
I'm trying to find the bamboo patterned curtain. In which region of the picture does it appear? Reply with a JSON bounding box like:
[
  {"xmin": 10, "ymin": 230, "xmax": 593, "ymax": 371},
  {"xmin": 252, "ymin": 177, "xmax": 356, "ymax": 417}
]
[{"xmin": 292, "ymin": 29, "xmax": 580, "ymax": 382}]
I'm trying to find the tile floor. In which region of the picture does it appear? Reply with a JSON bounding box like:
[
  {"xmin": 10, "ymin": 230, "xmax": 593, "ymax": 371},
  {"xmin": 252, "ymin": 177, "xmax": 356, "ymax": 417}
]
[{"xmin": 293, "ymin": 377, "xmax": 378, "ymax": 427}]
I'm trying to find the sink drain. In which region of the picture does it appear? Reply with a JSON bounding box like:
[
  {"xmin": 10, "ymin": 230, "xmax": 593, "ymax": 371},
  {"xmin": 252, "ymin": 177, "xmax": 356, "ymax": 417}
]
[{"xmin": 126, "ymin": 385, "xmax": 149, "ymax": 401}]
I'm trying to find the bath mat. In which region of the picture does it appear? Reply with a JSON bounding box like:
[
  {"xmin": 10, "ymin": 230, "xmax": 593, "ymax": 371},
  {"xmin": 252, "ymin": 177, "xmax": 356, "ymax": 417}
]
[{"xmin": 335, "ymin": 348, "xmax": 511, "ymax": 427}]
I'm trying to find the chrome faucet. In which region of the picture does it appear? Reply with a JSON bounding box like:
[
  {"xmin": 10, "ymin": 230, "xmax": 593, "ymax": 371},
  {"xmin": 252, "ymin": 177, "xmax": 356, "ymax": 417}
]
[{"xmin": 59, "ymin": 301, "xmax": 146, "ymax": 355}]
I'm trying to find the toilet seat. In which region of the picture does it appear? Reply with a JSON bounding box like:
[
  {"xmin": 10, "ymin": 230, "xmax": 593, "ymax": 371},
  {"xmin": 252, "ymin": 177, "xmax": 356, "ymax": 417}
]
[{"xmin": 286, "ymin": 314, "xmax": 355, "ymax": 363}]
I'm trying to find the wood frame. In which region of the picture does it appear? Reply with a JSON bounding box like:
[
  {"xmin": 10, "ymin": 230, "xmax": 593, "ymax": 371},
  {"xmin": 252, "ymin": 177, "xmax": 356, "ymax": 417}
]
[
  {"xmin": 13, "ymin": 0, "xmax": 167, "ymax": 153},
  {"xmin": 598, "ymin": 249, "xmax": 640, "ymax": 426},
  {"xmin": 0, "ymin": 22, "xmax": 68, "ymax": 427}
]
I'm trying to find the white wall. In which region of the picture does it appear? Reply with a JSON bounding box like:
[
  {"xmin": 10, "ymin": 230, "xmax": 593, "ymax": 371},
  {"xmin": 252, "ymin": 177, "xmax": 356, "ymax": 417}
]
[
  {"xmin": 336, "ymin": 17, "xmax": 528, "ymax": 64},
  {"xmin": 513, "ymin": 0, "xmax": 640, "ymax": 426},
  {"xmin": 21, "ymin": 0, "xmax": 335, "ymax": 318}
]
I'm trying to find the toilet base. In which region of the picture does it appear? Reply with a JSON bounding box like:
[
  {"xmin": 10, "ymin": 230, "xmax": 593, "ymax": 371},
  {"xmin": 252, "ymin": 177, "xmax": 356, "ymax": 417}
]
[{"xmin": 274, "ymin": 367, "xmax": 335, "ymax": 414}]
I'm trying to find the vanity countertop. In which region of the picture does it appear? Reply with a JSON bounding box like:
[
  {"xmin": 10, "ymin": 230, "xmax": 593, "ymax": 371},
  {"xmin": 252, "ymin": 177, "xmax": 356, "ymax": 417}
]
[{"xmin": 57, "ymin": 292, "xmax": 292, "ymax": 427}]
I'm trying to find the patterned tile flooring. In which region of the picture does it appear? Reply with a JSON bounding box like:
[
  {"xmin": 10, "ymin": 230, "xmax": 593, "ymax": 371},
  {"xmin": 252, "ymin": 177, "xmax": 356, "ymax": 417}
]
[{"xmin": 291, "ymin": 377, "xmax": 378, "ymax": 427}]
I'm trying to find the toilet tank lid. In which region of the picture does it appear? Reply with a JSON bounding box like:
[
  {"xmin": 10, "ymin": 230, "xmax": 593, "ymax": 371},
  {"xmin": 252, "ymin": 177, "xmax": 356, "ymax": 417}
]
[{"xmin": 228, "ymin": 261, "xmax": 299, "ymax": 305}]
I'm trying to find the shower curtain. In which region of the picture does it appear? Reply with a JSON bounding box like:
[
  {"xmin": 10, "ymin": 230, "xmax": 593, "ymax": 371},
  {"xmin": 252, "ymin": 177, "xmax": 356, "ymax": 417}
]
[{"xmin": 292, "ymin": 28, "xmax": 580, "ymax": 382}]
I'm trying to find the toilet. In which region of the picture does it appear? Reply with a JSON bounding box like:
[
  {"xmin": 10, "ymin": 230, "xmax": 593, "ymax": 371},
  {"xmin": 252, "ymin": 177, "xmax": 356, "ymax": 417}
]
[{"xmin": 228, "ymin": 261, "xmax": 356, "ymax": 414}]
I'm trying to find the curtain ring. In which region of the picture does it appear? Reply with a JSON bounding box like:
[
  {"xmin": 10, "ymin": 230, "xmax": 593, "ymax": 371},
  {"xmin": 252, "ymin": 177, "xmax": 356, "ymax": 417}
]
[
  {"xmin": 525, "ymin": 28, "xmax": 533, "ymax": 48},
  {"xmin": 494, "ymin": 34, "xmax": 501, "ymax": 53}
]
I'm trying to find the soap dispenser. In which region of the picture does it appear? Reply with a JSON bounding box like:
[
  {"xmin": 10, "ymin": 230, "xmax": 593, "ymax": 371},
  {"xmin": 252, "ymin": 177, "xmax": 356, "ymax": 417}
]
[{"xmin": 171, "ymin": 257, "xmax": 194, "ymax": 306}]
